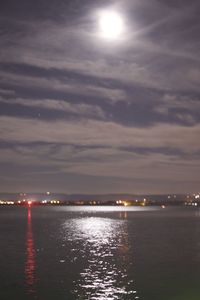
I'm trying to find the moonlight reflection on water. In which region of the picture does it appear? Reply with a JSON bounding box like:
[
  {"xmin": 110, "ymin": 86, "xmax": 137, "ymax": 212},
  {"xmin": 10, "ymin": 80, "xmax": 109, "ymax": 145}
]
[
  {"xmin": 63, "ymin": 216, "xmax": 139, "ymax": 299},
  {"xmin": 1, "ymin": 207, "xmax": 200, "ymax": 300}
]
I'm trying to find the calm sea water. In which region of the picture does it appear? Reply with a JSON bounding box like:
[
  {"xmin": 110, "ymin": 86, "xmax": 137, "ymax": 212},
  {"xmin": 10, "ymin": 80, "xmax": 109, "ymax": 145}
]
[{"xmin": 0, "ymin": 206, "xmax": 200, "ymax": 300}]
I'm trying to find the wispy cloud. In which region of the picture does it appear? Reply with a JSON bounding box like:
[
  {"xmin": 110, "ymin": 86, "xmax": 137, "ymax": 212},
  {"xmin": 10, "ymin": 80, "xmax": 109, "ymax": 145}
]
[
  {"xmin": 0, "ymin": 116, "xmax": 199, "ymax": 153},
  {"xmin": 0, "ymin": 0, "xmax": 200, "ymax": 193},
  {"xmin": 0, "ymin": 96, "xmax": 106, "ymax": 119}
]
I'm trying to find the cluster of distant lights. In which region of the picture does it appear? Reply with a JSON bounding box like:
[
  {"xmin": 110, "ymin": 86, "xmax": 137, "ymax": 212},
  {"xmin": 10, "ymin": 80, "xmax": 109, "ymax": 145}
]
[
  {"xmin": 186, "ymin": 202, "xmax": 198, "ymax": 207},
  {"xmin": 0, "ymin": 200, "xmax": 33, "ymax": 205},
  {"xmin": 0, "ymin": 201, "xmax": 15, "ymax": 205},
  {"xmin": 116, "ymin": 199, "xmax": 147, "ymax": 207},
  {"xmin": 0, "ymin": 199, "xmax": 146, "ymax": 207},
  {"xmin": 185, "ymin": 194, "xmax": 199, "ymax": 206},
  {"xmin": 168, "ymin": 194, "xmax": 200, "ymax": 198},
  {"xmin": 0, "ymin": 199, "xmax": 60, "ymax": 205},
  {"xmin": 42, "ymin": 200, "xmax": 60, "ymax": 204},
  {"xmin": 184, "ymin": 193, "xmax": 200, "ymax": 206},
  {"xmin": 1, "ymin": 193, "xmax": 200, "ymax": 206}
]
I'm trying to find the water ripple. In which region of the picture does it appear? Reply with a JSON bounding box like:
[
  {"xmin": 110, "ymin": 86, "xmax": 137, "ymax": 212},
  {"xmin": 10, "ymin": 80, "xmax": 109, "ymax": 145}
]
[{"xmin": 62, "ymin": 217, "xmax": 139, "ymax": 299}]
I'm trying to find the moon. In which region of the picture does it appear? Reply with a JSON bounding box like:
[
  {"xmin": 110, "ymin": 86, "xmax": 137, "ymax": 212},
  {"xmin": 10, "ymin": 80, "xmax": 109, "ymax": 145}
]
[{"xmin": 98, "ymin": 10, "xmax": 124, "ymax": 40}]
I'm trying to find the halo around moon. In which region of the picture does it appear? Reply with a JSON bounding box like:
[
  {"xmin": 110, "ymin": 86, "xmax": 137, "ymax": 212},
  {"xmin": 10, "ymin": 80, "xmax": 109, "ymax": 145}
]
[{"xmin": 98, "ymin": 10, "xmax": 124, "ymax": 40}]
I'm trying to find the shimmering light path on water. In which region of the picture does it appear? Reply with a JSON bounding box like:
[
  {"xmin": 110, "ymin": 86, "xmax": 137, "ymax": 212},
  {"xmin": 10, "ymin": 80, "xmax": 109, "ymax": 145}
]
[
  {"xmin": 0, "ymin": 206, "xmax": 200, "ymax": 300},
  {"xmin": 63, "ymin": 216, "xmax": 138, "ymax": 299}
]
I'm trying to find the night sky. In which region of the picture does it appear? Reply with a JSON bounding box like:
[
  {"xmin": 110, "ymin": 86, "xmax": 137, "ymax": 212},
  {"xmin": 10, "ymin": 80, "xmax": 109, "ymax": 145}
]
[{"xmin": 0, "ymin": 0, "xmax": 200, "ymax": 194}]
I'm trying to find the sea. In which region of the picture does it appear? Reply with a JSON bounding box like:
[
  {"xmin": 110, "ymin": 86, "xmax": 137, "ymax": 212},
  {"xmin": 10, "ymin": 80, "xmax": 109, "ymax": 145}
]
[{"xmin": 0, "ymin": 205, "xmax": 200, "ymax": 300}]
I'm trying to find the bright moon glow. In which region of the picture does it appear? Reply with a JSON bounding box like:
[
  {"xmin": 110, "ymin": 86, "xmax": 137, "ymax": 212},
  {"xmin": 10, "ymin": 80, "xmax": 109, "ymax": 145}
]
[{"xmin": 99, "ymin": 11, "xmax": 124, "ymax": 40}]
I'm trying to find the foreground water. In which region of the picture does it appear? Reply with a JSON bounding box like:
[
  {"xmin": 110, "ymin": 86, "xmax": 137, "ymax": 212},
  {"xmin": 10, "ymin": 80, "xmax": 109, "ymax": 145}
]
[{"xmin": 0, "ymin": 206, "xmax": 200, "ymax": 300}]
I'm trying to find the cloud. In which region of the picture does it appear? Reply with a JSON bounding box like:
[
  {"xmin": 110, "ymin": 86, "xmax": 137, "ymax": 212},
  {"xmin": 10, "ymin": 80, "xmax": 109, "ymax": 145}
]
[
  {"xmin": 153, "ymin": 93, "xmax": 200, "ymax": 123},
  {"xmin": 1, "ymin": 3, "xmax": 200, "ymax": 95},
  {"xmin": 0, "ymin": 69, "xmax": 126, "ymax": 103},
  {"xmin": 0, "ymin": 96, "xmax": 106, "ymax": 119},
  {"xmin": 0, "ymin": 88, "xmax": 15, "ymax": 96},
  {"xmin": 0, "ymin": 116, "xmax": 200, "ymax": 153},
  {"xmin": 0, "ymin": 138, "xmax": 199, "ymax": 191},
  {"xmin": 0, "ymin": 0, "xmax": 200, "ymax": 193}
]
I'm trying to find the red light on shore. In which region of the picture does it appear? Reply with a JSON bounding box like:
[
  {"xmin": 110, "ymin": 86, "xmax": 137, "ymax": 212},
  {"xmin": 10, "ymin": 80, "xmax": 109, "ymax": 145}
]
[{"xmin": 28, "ymin": 201, "xmax": 32, "ymax": 206}]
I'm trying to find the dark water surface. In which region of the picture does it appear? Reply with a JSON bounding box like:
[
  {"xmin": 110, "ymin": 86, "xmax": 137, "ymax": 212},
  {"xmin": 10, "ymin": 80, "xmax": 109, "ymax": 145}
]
[{"xmin": 0, "ymin": 206, "xmax": 200, "ymax": 300}]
